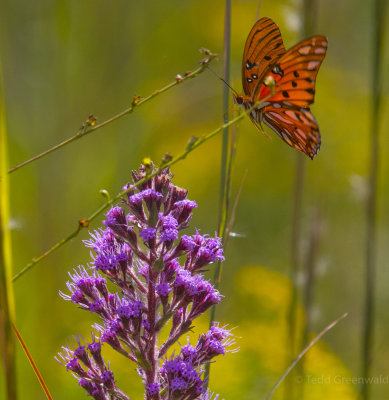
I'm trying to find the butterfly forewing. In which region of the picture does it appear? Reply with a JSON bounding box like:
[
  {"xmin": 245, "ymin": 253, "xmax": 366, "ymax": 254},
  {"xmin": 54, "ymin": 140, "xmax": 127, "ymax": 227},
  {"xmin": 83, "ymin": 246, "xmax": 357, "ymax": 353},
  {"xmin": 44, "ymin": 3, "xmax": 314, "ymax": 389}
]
[
  {"xmin": 261, "ymin": 105, "xmax": 321, "ymax": 159},
  {"xmin": 261, "ymin": 36, "xmax": 328, "ymax": 107},
  {"xmin": 242, "ymin": 17, "xmax": 286, "ymax": 97}
]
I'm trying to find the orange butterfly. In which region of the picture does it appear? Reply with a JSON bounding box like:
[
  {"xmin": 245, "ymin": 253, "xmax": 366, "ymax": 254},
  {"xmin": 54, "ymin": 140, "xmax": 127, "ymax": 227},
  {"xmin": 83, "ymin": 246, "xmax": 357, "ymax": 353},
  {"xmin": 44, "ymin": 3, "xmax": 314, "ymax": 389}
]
[{"xmin": 234, "ymin": 17, "xmax": 328, "ymax": 159}]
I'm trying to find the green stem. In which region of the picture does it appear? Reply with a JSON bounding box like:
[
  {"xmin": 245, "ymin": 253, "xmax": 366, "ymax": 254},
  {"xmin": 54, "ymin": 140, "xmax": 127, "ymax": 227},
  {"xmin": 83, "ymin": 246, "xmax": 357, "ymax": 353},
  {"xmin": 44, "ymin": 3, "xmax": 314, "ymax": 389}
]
[
  {"xmin": 215, "ymin": 0, "xmax": 232, "ymax": 288},
  {"xmin": 362, "ymin": 0, "xmax": 387, "ymax": 398},
  {"xmin": 206, "ymin": 0, "xmax": 232, "ymax": 387},
  {"xmin": 8, "ymin": 50, "xmax": 217, "ymax": 174},
  {"xmin": 285, "ymin": 2, "xmax": 316, "ymax": 397}
]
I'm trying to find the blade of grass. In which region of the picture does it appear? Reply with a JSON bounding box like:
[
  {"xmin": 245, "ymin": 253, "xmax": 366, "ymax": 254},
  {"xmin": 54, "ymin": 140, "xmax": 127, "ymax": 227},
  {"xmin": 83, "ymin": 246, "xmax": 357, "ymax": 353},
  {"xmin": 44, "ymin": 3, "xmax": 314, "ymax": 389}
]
[
  {"xmin": 362, "ymin": 0, "xmax": 387, "ymax": 398},
  {"xmin": 0, "ymin": 63, "xmax": 18, "ymax": 399},
  {"xmin": 8, "ymin": 49, "xmax": 217, "ymax": 174},
  {"xmin": 12, "ymin": 323, "xmax": 53, "ymax": 400},
  {"xmin": 265, "ymin": 313, "xmax": 348, "ymax": 400}
]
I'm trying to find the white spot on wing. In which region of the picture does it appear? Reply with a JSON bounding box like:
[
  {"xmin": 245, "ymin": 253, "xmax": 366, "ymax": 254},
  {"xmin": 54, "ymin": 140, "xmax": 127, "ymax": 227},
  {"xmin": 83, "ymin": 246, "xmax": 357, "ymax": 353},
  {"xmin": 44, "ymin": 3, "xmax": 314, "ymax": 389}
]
[
  {"xmin": 314, "ymin": 47, "xmax": 326, "ymax": 54},
  {"xmin": 307, "ymin": 61, "xmax": 320, "ymax": 70},
  {"xmin": 299, "ymin": 45, "xmax": 311, "ymax": 55}
]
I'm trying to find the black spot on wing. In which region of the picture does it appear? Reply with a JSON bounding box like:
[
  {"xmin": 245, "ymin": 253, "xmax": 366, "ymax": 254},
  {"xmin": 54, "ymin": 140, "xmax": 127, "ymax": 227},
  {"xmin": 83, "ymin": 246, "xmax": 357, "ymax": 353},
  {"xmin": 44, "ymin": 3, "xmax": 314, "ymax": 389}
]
[
  {"xmin": 246, "ymin": 60, "xmax": 256, "ymax": 70},
  {"xmin": 282, "ymin": 90, "xmax": 290, "ymax": 98},
  {"xmin": 272, "ymin": 65, "xmax": 284, "ymax": 77}
]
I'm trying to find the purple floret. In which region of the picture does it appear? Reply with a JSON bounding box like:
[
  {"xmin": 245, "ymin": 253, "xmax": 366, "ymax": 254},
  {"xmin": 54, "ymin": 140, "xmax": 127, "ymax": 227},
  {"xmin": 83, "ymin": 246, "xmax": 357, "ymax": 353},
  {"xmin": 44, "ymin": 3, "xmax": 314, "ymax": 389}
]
[{"xmin": 139, "ymin": 227, "xmax": 156, "ymax": 241}]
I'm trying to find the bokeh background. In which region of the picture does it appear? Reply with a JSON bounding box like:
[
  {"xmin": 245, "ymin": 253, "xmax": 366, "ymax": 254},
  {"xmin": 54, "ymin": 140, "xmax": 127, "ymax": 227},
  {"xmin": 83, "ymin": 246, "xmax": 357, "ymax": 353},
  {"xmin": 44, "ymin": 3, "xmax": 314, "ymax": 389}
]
[{"xmin": 1, "ymin": 0, "xmax": 388, "ymax": 399}]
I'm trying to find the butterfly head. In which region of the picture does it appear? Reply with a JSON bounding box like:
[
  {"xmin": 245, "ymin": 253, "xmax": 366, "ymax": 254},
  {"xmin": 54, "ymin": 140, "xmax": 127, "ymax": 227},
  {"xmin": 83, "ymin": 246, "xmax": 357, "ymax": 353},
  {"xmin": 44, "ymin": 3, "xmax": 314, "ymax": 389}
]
[{"xmin": 233, "ymin": 94, "xmax": 244, "ymax": 106}]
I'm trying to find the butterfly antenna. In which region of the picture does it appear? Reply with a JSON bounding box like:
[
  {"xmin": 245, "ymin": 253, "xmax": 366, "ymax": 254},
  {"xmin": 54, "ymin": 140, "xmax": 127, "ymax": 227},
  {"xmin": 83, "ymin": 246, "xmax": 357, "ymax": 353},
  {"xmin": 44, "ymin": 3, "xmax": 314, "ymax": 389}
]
[
  {"xmin": 206, "ymin": 65, "xmax": 238, "ymax": 96},
  {"xmin": 255, "ymin": 0, "xmax": 262, "ymax": 22}
]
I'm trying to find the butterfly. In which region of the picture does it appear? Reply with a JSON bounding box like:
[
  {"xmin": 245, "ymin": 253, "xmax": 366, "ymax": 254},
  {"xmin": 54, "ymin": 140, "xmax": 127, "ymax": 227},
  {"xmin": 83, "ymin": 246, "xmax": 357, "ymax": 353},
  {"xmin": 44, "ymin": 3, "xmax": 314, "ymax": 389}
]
[{"xmin": 233, "ymin": 17, "xmax": 328, "ymax": 159}]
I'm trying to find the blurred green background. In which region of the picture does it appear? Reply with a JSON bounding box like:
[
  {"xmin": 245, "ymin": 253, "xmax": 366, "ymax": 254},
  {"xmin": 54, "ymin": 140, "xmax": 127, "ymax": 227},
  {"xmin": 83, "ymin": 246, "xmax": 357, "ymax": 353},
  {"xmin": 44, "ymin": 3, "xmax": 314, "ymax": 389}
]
[{"xmin": 1, "ymin": 0, "xmax": 388, "ymax": 399}]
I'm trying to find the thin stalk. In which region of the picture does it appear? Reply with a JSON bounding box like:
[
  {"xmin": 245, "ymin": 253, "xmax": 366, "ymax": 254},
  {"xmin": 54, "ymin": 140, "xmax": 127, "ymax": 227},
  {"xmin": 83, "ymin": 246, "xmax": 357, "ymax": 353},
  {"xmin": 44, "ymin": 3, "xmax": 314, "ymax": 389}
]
[
  {"xmin": 215, "ymin": 0, "xmax": 231, "ymax": 288},
  {"xmin": 284, "ymin": 152, "xmax": 305, "ymax": 400},
  {"xmin": 13, "ymin": 93, "xmax": 276, "ymax": 282},
  {"xmin": 285, "ymin": 2, "xmax": 316, "ymax": 397},
  {"xmin": 265, "ymin": 313, "xmax": 348, "ymax": 400},
  {"xmin": 224, "ymin": 169, "xmax": 247, "ymax": 245},
  {"xmin": 206, "ymin": 0, "xmax": 231, "ymax": 386},
  {"xmin": 300, "ymin": 207, "xmax": 321, "ymax": 400},
  {"xmin": 12, "ymin": 323, "xmax": 53, "ymax": 399},
  {"xmin": 362, "ymin": 0, "xmax": 387, "ymax": 398},
  {"xmin": 8, "ymin": 50, "xmax": 217, "ymax": 174},
  {"xmin": 287, "ymin": 152, "xmax": 305, "ymax": 354},
  {"xmin": 217, "ymin": 0, "xmax": 232, "ymax": 243},
  {"xmin": 0, "ymin": 66, "xmax": 18, "ymax": 399},
  {"xmin": 302, "ymin": 208, "xmax": 321, "ymax": 343}
]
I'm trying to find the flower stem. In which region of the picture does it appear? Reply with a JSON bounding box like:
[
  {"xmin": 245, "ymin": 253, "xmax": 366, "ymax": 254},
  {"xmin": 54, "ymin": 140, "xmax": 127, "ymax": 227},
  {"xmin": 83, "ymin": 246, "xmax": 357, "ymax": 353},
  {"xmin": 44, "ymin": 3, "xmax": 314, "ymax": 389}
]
[{"xmin": 145, "ymin": 269, "xmax": 158, "ymax": 396}]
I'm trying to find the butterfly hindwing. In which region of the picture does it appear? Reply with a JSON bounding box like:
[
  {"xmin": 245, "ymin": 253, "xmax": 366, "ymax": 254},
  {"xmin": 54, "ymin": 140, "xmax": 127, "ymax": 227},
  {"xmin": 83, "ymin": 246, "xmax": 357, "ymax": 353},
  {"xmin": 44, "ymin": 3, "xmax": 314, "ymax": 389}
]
[
  {"xmin": 242, "ymin": 17, "xmax": 286, "ymax": 97},
  {"xmin": 261, "ymin": 105, "xmax": 321, "ymax": 159}
]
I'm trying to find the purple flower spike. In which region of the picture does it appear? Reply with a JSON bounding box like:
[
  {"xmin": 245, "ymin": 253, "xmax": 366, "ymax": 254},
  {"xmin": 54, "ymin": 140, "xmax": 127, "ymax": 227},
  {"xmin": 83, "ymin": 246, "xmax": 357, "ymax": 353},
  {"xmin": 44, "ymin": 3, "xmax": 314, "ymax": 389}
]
[{"xmin": 57, "ymin": 162, "xmax": 235, "ymax": 400}]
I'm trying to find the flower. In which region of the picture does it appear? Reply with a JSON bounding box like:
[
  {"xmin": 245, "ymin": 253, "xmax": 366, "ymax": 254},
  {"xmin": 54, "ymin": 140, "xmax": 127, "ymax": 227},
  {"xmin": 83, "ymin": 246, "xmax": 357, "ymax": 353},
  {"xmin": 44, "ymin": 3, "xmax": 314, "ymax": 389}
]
[{"xmin": 57, "ymin": 162, "xmax": 235, "ymax": 399}]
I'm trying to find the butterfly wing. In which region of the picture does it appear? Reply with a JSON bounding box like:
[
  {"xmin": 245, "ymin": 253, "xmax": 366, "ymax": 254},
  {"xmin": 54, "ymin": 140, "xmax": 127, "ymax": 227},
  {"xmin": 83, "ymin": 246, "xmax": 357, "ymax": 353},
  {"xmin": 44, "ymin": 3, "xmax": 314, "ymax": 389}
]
[
  {"xmin": 256, "ymin": 36, "xmax": 328, "ymax": 107},
  {"xmin": 239, "ymin": 19, "xmax": 327, "ymax": 158},
  {"xmin": 260, "ymin": 105, "xmax": 321, "ymax": 159},
  {"xmin": 242, "ymin": 17, "xmax": 286, "ymax": 97}
]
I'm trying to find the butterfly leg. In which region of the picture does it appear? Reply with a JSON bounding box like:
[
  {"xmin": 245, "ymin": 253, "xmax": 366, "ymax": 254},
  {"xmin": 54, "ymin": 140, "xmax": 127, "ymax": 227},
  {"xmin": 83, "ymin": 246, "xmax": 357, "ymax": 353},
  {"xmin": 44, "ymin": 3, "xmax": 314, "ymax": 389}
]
[{"xmin": 250, "ymin": 109, "xmax": 272, "ymax": 140}]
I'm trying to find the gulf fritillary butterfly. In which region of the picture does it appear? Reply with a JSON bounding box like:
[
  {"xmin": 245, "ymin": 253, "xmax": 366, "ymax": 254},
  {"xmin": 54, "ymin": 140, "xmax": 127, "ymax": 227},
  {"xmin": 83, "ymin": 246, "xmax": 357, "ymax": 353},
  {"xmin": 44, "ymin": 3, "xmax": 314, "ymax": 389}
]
[{"xmin": 233, "ymin": 17, "xmax": 328, "ymax": 159}]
